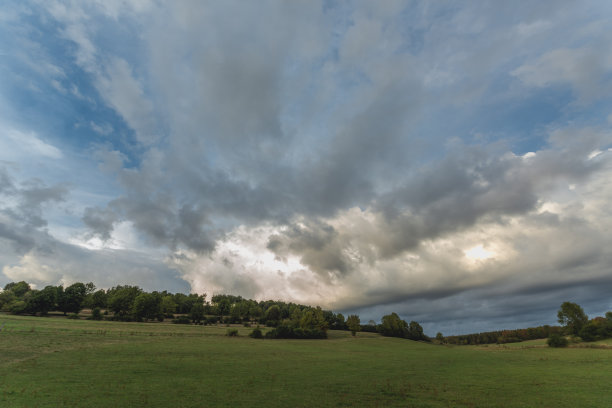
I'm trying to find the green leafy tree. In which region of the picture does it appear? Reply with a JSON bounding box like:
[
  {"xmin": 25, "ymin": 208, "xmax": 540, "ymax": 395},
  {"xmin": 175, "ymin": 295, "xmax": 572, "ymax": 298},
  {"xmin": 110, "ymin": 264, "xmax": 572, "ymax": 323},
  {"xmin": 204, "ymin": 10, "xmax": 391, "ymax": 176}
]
[
  {"xmin": 4, "ymin": 281, "xmax": 31, "ymax": 297},
  {"xmin": 579, "ymin": 320, "xmax": 599, "ymax": 342},
  {"xmin": 26, "ymin": 285, "xmax": 59, "ymax": 315},
  {"xmin": 0, "ymin": 290, "xmax": 16, "ymax": 311},
  {"xmin": 379, "ymin": 312, "xmax": 408, "ymax": 338},
  {"xmin": 346, "ymin": 314, "xmax": 361, "ymax": 336},
  {"xmin": 217, "ymin": 298, "xmax": 231, "ymax": 317},
  {"xmin": 249, "ymin": 304, "xmax": 263, "ymax": 322},
  {"xmin": 407, "ymin": 321, "xmax": 427, "ymax": 341},
  {"xmin": 90, "ymin": 289, "xmax": 108, "ymax": 309},
  {"xmin": 132, "ymin": 292, "xmax": 162, "ymax": 321},
  {"xmin": 58, "ymin": 283, "xmax": 87, "ymax": 315},
  {"xmin": 265, "ymin": 304, "xmax": 281, "ymax": 325},
  {"xmin": 160, "ymin": 295, "xmax": 177, "ymax": 316},
  {"xmin": 189, "ymin": 302, "xmax": 205, "ymax": 324},
  {"xmin": 107, "ymin": 286, "xmax": 142, "ymax": 317},
  {"xmin": 557, "ymin": 302, "xmax": 588, "ymax": 336},
  {"xmin": 299, "ymin": 307, "xmax": 328, "ymax": 331}
]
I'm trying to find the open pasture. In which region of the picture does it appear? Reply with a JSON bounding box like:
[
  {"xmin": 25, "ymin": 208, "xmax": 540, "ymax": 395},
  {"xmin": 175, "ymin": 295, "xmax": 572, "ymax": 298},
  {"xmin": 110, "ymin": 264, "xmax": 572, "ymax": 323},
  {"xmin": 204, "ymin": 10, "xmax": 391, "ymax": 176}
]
[{"xmin": 1, "ymin": 314, "xmax": 611, "ymax": 407}]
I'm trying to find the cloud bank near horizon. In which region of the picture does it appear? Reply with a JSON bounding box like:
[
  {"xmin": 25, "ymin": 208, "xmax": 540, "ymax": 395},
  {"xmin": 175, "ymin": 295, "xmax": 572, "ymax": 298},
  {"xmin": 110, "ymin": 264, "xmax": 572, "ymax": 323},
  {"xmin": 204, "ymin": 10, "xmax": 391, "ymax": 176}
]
[{"xmin": 1, "ymin": 1, "xmax": 612, "ymax": 334}]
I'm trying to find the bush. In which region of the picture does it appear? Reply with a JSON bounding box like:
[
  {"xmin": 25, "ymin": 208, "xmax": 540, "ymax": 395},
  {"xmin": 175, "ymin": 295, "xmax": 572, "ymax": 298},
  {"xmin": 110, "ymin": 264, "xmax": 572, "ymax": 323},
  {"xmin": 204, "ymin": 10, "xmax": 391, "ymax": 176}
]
[
  {"xmin": 264, "ymin": 324, "xmax": 327, "ymax": 339},
  {"xmin": 249, "ymin": 327, "xmax": 263, "ymax": 339},
  {"xmin": 8, "ymin": 300, "xmax": 27, "ymax": 315},
  {"xmin": 547, "ymin": 333, "xmax": 569, "ymax": 348},
  {"xmin": 266, "ymin": 319, "xmax": 279, "ymax": 328},
  {"xmin": 67, "ymin": 313, "xmax": 80, "ymax": 320},
  {"xmin": 243, "ymin": 322, "xmax": 251, "ymax": 328},
  {"xmin": 226, "ymin": 328, "xmax": 239, "ymax": 337},
  {"xmin": 172, "ymin": 316, "xmax": 191, "ymax": 324},
  {"xmin": 89, "ymin": 307, "xmax": 103, "ymax": 320},
  {"xmin": 579, "ymin": 321, "xmax": 600, "ymax": 342}
]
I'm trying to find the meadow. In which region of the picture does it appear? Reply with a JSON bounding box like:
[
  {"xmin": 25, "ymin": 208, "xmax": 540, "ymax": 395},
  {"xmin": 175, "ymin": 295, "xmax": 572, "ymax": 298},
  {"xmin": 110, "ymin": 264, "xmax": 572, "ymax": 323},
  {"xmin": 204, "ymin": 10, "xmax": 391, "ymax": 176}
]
[{"xmin": 1, "ymin": 314, "xmax": 611, "ymax": 407}]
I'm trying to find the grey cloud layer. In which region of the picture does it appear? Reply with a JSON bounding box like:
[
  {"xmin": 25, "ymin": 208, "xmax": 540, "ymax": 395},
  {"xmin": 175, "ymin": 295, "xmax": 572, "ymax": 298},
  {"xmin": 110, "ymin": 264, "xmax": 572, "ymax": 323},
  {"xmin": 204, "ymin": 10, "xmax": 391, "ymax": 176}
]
[{"xmin": 4, "ymin": 1, "xmax": 612, "ymax": 333}]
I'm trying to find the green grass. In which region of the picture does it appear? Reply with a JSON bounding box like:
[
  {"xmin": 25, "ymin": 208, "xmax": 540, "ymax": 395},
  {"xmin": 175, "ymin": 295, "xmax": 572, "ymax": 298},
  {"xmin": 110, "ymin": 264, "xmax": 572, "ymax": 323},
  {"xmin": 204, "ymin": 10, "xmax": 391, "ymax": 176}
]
[{"xmin": 1, "ymin": 315, "xmax": 612, "ymax": 407}]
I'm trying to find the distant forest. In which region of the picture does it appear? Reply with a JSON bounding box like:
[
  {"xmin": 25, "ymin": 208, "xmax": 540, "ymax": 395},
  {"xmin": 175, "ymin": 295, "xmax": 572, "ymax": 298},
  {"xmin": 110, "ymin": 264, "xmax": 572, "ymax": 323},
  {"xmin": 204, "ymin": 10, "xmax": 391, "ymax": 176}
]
[{"xmin": 1, "ymin": 281, "xmax": 611, "ymax": 345}]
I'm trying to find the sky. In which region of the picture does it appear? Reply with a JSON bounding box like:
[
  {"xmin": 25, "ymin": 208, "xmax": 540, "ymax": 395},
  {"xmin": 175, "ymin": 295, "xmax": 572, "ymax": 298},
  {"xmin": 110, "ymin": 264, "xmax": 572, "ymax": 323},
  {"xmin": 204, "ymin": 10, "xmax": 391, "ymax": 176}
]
[{"xmin": 1, "ymin": 0, "xmax": 612, "ymax": 335}]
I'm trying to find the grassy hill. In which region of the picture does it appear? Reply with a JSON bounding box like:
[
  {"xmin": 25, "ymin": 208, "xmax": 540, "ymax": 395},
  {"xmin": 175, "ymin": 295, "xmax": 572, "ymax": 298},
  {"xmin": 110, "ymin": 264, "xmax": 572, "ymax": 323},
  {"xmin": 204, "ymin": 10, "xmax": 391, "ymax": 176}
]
[{"xmin": 1, "ymin": 314, "xmax": 611, "ymax": 407}]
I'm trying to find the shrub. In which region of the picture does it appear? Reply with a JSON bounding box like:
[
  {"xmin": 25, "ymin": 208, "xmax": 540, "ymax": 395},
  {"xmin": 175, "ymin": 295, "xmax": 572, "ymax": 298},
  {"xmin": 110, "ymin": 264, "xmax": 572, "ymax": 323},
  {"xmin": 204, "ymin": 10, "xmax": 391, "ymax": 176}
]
[
  {"xmin": 8, "ymin": 300, "xmax": 27, "ymax": 315},
  {"xmin": 579, "ymin": 321, "xmax": 600, "ymax": 342},
  {"xmin": 264, "ymin": 324, "xmax": 327, "ymax": 339},
  {"xmin": 243, "ymin": 322, "xmax": 251, "ymax": 328},
  {"xmin": 249, "ymin": 327, "xmax": 263, "ymax": 339},
  {"xmin": 226, "ymin": 328, "xmax": 239, "ymax": 337},
  {"xmin": 89, "ymin": 307, "xmax": 103, "ymax": 320},
  {"xmin": 172, "ymin": 316, "xmax": 191, "ymax": 324},
  {"xmin": 266, "ymin": 319, "xmax": 279, "ymax": 328},
  {"xmin": 67, "ymin": 313, "xmax": 80, "ymax": 320},
  {"xmin": 547, "ymin": 333, "xmax": 569, "ymax": 348}
]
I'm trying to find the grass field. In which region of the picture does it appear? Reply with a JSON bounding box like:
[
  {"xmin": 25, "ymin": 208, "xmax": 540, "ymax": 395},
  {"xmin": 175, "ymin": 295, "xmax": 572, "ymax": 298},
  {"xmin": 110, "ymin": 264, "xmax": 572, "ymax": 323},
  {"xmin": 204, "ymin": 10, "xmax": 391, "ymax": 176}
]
[{"xmin": 1, "ymin": 314, "xmax": 611, "ymax": 407}]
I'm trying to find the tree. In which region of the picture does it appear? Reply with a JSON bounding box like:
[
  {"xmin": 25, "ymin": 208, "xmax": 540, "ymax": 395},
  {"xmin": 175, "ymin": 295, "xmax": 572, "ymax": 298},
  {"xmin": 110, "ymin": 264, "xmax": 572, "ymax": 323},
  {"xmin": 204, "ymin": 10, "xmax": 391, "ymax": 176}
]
[
  {"xmin": 58, "ymin": 283, "xmax": 87, "ymax": 315},
  {"xmin": 217, "ymin": 298, "xmax": 231, "ymax": 317},
  {"xmin": 264, "ymin": 305, "xmax": 281, "ymax": 325},
  {"xmin": 89, "ymin": 290, "xmax": 108, "ymax": 309},
  {"xmin": 346, "ymin": 314, "xmax": 361, "ymax": 336},
  {"xmin": 107, "ymin": 286, "xmax": 142, "ymax": 318},
  {"xmin": 160, "ymin": 295, "xmax": 177, "ymax": 316},
  {"xmin": 379, "ymin": 313, "xmax": 408, "ymax": 338},
  {"xmin": 331, "ymin": 313, "xmax": 347, "ymax": 330},
  {"xmin": 4, "ymin": 281, "xmax": 31, "ymax": 297},
  {"xmin": 557, "ymin": 302, "xmax": 588, "ymax": 336},
  {"xmin": 0, "ymin": 289, "xmax": 16, "ymax": 311},
  {"xmin": 579, "ymin": 320, "xmax": 599, "ymax": 342},
  {"xmin": 25, "ymin": 286, "xmax": 58, "ymax": 315},
  {"xmin": 407, "ymin": 321, "xmax": 427, "ymax": 341},
  {"xmin": 189, "ymin": 302, "xmax": 205, "ymax": 324},
  {"xmin": 132, "ymin": 292, "xmax": 162, "ymax": 321}
]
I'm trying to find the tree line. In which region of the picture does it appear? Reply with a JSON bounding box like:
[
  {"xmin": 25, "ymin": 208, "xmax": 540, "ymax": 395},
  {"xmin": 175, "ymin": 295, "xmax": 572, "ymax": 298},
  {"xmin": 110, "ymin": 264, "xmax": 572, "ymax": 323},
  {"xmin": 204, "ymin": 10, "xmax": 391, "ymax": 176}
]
[
  {"xmin": 547, "ymin": 301, "xmax": 612, "ymax": 347},
  {"xmin": 441, "ymin": 325, "xmax": 562, "ymax": 345},
  {"xmin": 0, "ymin": 281, "xmax": 427, "ymax": 341},
  {"xmin": 436, "ymin": 301, "xmax": 612, "ymax": 347}
]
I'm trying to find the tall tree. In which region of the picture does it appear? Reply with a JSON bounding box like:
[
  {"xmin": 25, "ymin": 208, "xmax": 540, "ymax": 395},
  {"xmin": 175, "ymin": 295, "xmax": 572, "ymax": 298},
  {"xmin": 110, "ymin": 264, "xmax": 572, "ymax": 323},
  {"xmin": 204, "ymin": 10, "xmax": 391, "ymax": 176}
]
[
  {"xmin": 346, "ymin": 314, "xmax": 361, "ymax": 336},
  {"xmin": 58, "ymin": 283, "xmax": 87, "ymax": 315},
  {"xmin": 407, "ymin": 321, "xmax": 427, "ymax": 341},
  {"xmin": 379, "ymin": 313, "xmax": 408, "ymax": 338},
  {"xmin": 4, "ymin": 281, "xmax": 31, "ymax": 297},
  {"xmin": 107, "ymin": 286, "xmax": 142, "ymax": 317},
  {"xmin": 132, "ymin": 292, "xmax": 162, "ymax": 321},
  {"xmin": 557, "ymin": 301, "xmax": 588, "ymax": 336}
]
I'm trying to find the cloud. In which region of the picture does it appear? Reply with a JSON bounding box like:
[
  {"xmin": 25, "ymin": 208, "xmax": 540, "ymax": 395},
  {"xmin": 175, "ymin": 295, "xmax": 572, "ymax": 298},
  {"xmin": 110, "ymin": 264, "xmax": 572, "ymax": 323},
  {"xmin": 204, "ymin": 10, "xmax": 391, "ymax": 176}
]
[
  {"xmin": 4, "ymin": 129, "xmax": 63, "ymax": 160},
  {"xmin": 3, "ymin": 1, "xmax": 612, "ymax": 334},
  {"xmin": 90, "ymin": 121, "xmax": 113, "ymax": 136},
  {"xmin": 512, "ymin": 46, "xmax": 612, "ymax": 102},
  {"xmin": 95, "ymin": 57, "xmax": 159, "ymax": 145},
  {"xmin": 0, "ymin": 166, "xmax": 68, "ymax": 252}
]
